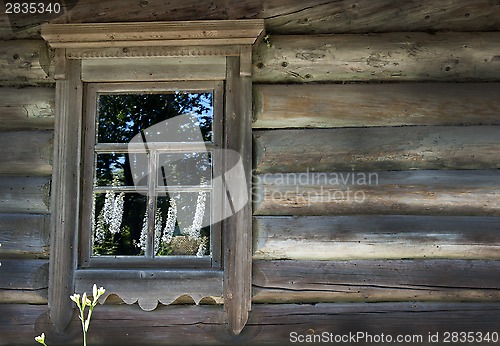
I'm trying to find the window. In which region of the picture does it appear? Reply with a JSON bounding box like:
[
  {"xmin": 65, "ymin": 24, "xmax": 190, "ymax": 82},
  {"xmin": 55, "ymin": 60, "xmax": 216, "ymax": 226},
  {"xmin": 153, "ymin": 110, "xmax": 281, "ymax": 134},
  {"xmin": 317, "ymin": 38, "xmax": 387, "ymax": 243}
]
[
  {"xmin": 81, "ymin": 82, "xmax": 223, "ymax": 269},
  {"xmin": 42, "ymin": 20, "xmax": 264, "ymax": 335}
]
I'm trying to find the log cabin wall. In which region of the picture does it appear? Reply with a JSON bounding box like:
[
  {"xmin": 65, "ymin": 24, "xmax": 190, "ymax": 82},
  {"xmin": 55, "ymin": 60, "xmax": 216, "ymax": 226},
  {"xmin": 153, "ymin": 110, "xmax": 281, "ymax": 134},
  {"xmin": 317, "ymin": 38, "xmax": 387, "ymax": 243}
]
[{"xmin": 0, "ymin": 1, "xmax": 499, "ymax": 345}]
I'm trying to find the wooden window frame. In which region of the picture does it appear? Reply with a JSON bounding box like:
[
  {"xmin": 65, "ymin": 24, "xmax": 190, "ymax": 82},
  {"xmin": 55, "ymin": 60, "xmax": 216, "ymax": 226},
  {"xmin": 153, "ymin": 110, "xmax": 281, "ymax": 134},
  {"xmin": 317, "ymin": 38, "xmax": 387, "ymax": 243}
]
[
  {"xmin": 41, "ymin": 20, "xmax": 264, "ymax": 335},
  {"xmin": 80, "ymin": 81, "xmax": 224, "ymax": 270}
]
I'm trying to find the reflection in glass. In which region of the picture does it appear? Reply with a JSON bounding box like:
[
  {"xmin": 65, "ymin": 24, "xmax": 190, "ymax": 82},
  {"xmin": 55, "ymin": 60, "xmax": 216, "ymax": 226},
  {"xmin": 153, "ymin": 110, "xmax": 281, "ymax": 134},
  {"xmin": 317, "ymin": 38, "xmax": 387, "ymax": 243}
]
[
  {"xmin": 92, "ymin": 192, "xmax": 146, "ymax": 256},
  {"xmin": 97, "ymin": 92, "xmax": 213, "ymax": 144},
  {"xmin": 155, "ymin": 193, "xmax": 211, "ymax": 257},
  {"xmin": 95, "ymin": 153, "xmax": 140, "ymax": 187},
  {"xmin": 158, "ymin": 152, "xmax": 212, "ymax": 187}
]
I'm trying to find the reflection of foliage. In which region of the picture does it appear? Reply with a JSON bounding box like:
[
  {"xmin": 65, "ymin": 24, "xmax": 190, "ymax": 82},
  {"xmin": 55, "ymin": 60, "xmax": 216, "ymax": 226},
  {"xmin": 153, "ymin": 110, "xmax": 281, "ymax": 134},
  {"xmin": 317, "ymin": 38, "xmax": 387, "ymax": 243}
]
[
  {"xmin": 136, "ymin": 193, "xmax": 210, "ymax": 257},
  {"xmin": 98, "ymin": 93, "xmax": 213, "ymax": 144},
  {"xmin": 93, "ymin": 92, "xmax": 213, "ymax": 255},
  {"xmin": 92, "ymin": 193, "xmax": 146, "ymax": 256}
]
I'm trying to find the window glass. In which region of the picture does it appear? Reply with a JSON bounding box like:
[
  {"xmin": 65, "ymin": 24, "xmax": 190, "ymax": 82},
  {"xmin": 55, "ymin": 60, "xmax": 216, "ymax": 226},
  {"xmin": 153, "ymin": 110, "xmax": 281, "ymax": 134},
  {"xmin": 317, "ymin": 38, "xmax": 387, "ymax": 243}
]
[
  {"xmin": 90, "ymin": 92, "xmax": 216, "ymax": 262},
  {"xmin": 97, "ymin": 93, "xmax": 213, "ymax": 143}
]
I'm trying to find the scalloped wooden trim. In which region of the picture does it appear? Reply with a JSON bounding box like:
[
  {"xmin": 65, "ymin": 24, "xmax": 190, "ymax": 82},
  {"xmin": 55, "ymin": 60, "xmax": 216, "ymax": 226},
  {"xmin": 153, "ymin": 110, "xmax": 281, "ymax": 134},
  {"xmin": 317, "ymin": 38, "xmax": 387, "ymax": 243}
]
[{"xmin": 75, "ymin": 269, "xmax": 223, "ymax": 311}]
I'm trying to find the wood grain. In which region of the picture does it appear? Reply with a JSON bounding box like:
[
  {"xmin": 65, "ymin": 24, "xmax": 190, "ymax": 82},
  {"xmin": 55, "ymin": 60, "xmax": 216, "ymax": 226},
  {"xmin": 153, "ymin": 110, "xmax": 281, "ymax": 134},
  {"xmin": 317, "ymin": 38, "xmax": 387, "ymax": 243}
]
[
  {"xmin": 0, "ymin": 87, "xmax": 54, "ymax": 130},
  {"xmin": 0, "ymin": 213, "xmax": 49, "ymax": 257},
  {"xmin": 81, "ymin": 57, "xmax": 227, "ymax": 82},
  {"xmin": 1, "ymin": 302, "xmax": 499, "ymax": 345},
  {"xmin": 48, "ymin": 59, "xmax": 83, "ymax": 332},
  {"xmin": 253, "ymin": 216, "xmax": 500, "ymax": 260},
  {"xmin": 3, "ymin": 0, "xmax": 498, "ymax": 38},
  {"xmin": 254, "ymin": 126, "xmax": 500, "ymax": 173},
  {"xmin": 253, "ymin": 32, "xmax": 500, "ymax": 83},
  {"xmin": 223, "ymin": 56, "xmax": 253, "ymax": 335},
  {"xmin": 252, "ymin": 260, "xmax": 500, "ymax": 303},
  {"xmin": 0, "ymin": 176, "xmax": 50, "ymax": 214},
  {"xmin": 264, "ymin": 0, "xmax": 500, "ymax": 34},
  {"xmin": 254, "ymin": 170, "xmax": 500, "ymax": 216},
  {"xmin": 0, "ymin": 259, "xmax": 48, "ymax": 304},
  {"xmin": 253, "ymin": 83, "xmax": 500, "ymax": 128},
  {"xmin": 0, "ymin": 40, "xmax": 53, "ymax": 86},
  {"xmin": 0, "ymin": 131, "xmax": 53, "ymax": 175}
]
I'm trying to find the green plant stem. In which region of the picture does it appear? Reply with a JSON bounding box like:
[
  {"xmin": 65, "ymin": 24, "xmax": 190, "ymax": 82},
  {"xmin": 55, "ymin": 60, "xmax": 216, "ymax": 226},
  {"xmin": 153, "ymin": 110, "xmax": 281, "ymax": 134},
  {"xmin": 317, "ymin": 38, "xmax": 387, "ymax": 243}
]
[{"xmin": 80, "ymin": 307, "xmax": 87, "ymax": 346}]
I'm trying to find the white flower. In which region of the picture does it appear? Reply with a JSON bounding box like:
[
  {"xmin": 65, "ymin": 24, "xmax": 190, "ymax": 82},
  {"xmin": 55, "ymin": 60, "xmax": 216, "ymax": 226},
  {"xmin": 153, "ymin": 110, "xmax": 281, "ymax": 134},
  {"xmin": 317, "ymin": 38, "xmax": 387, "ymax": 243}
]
[
  {"xmin": 185, "ymin": 191, "xmax": 206, "ymax": 240},
  {"xmin": 162, "ymin": 197, "xmax": 177, "ymax": 245},
  {"xmin": 138, "ymin": 212, "xmax": 148, "ymax": 252}
]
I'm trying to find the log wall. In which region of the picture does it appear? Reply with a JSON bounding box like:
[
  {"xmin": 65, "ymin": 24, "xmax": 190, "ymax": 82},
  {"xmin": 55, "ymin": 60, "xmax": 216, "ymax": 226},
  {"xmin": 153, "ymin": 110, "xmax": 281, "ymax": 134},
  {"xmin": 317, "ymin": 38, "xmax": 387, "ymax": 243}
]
[{"xmin": 0, "ymin": 1, "xmax": 499, "ymax": 344}]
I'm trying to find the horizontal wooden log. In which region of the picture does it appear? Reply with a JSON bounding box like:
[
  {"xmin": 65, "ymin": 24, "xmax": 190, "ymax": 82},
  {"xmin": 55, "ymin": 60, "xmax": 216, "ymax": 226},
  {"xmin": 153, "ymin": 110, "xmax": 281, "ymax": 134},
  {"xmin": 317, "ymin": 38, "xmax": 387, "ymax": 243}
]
[
  {"xmin": 253, "ymin": 83, "xmax": 500, "ymax": 128},
  {"xmin": 254, "ymin": 126, "xmax": 500, "ymax": 173},
  {"xmin": 0, "ymin": 87, "xmax": 54, "ymax": 130},
  {"xmin": 0, "ymin": 14, "xmax": 42, "ymax": 40},
  {"xmin": 0, "ymin": 176, "xmax": 50, "ymax": 214},
  {"xmin": 0, "ymin": 213, "xmax": 49, "ymax": 257},
  {"xmin": 254, "ymin": 170, "xmax": 500, "ymax": 216},
  {"xmin": 0, "ymin": 40, "xmax": 54, "ymax": 86},
  {"xmin": 264, "ymin": 0, "xmax": 500, "ymax": 34},
  {"xmin": 3, "ymin": 0, "xmax": 497, "ymax": 39},
  {"xmin": 252, "ymin": 260, "xmax": 500, "ymax": 304},
  {"xmin": 253, "ymin": 216, "xmax": 500, "ymax": 260},
  {"xmin": 0, "ymin": 259, "xmax": 48, "ymax": 304},
  {"xmin": 0, "ymin": 131, "xmax": 53, "ymax": 175},
  {"xmin": 253, "ymin": 32, "xmax": 500, "ymax": 83},
  {"xmin": 1, "ymin": 302, "xmax": 500, "ymax": 345}
]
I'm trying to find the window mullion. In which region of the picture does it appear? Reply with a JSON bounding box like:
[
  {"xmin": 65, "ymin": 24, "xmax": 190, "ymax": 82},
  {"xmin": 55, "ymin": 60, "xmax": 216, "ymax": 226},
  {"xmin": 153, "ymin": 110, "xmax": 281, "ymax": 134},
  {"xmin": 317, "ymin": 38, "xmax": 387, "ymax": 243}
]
[{"xmin": 146, "ymin": 149, "xmax": 158, "ymax": 258}]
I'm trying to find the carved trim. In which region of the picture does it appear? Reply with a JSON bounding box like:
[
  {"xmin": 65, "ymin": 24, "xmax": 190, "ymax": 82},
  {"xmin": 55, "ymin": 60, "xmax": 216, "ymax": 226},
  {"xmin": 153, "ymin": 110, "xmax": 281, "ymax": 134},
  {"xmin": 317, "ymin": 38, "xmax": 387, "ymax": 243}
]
[
  {"xmin": 75, "ymin": 269, "xmax": 224, "ymax": 311},
  {"xmin": 41, "ymin": 20, "xmax": 265, "ymax": 49},
  {"xmin": 66, "ymin": 46, "xmax": 241, "ymax": 59}
]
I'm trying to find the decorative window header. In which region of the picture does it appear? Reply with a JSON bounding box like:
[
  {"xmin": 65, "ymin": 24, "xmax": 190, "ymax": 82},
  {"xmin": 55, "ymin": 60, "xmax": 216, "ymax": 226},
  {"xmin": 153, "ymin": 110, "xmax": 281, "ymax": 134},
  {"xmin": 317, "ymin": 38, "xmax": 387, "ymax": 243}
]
[{"xmin": 41, "ymin": 20, "xmax": 265, "ymax": 48}]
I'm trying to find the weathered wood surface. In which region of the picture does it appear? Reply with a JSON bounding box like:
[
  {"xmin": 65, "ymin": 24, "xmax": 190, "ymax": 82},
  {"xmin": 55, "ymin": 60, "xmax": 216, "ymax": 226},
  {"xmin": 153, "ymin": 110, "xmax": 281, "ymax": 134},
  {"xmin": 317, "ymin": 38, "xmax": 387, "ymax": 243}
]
[
  {"xmin": 81, "ymin": 57, "xmax": 226, "ymax": 82},
  {"xmin": 2, "ymin": 0, "xmax": 499, "ymax": 39},
  {"xmin": 223, "ymin": 57, "xmax": 253, "ymax": 334},
  {"xmin": 263, "ymin": 0, "xmax": 500, "ymax": 34},
  {"xmin": 48, "ymin": 59, "xmax": 82, "ymax": 332},
  {"xmin": 253, "ymin": 83, "xmax": 500, "ymax": 128},
  {"xmin": 75, "ymin": 269, "xmax": 223, "ymax": 311},
  {"xmin": 0, "ymin": 131, "xmax": 52, "ymax": 175},
  {"xmin": 0, "ymin": 40, "xmax": 53, "ymax": 86},
  {"xmin": 254, "ymin": 126, "xmax": 500, "ymax": 173},
  {"xmin": 0, "ymin": 213, "xmax": 49, "ymax": 257},
  {"xmin": 253, "ymin": 32, "xmax": 500, "ymax": 83},
  {"xmin": 0, "ymin": 176, "xmax": 50, "ymax": 214},
  {"xmin": 253, "ymin": 216, "xmax": 500, "ymax": 260},
  {"xmin": 0, "ymin": 87, "xmax": 54, "ymax": 130},
  {"xmin": 1, "ymin": 302, "xmax": 499, "ymax": 345},
  {"xmin": 254, "ymin": 170, "xmax": 500, "ymax": 216},
  {"xmin": 4, "ymin": 32, "xmax": 500, "ymax": 86},
  {"xmin": 0, "ymin": 259, "xmax": 48, "ymax": 304},
  {"xmin": 253, "ymin": 260, "xmax": 500, "ymax": 304}
]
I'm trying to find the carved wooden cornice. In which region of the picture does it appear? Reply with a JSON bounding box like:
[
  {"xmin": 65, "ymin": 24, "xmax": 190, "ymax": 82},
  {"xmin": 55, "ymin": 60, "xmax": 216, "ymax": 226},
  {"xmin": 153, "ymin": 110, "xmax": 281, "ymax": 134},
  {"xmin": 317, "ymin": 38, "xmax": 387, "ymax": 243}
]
[
  {"xmin": 41, "ymin": 20, "xmax": 264, "ymax": 78},
  {"xmin": 41, "ymin": 20, "xmax": 265, "ymax": 48}
]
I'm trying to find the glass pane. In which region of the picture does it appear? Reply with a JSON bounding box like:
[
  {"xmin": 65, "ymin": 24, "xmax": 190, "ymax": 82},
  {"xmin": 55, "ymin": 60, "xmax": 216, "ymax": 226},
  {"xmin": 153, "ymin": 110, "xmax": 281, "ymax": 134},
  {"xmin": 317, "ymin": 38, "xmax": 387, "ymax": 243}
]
[
  {"xmin": 95, "ymin": 153, "xmax": 142, "ymax": 187},
  {"xmin": 97, "ymin": 92, "xmax": 213, "ymax": 144},
  {"xmin": 155, "ymin": 192, "xmax": 211, "ymax": 257},
  {"xmin": 92, "ymin": 192, "xmax": 146, "ymax": 256},
  {"xmin": 158, "ymin": 152, "xmax": 212, "ymax": 187}
]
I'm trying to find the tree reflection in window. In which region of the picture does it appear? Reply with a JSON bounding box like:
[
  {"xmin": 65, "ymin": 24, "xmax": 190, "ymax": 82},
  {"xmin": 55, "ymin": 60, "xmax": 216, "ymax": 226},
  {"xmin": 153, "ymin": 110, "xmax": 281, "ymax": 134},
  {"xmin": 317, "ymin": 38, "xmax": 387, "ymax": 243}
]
[{"xmin": 92, "ymin": 92, "xmax": 214, "ymax": 258}]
